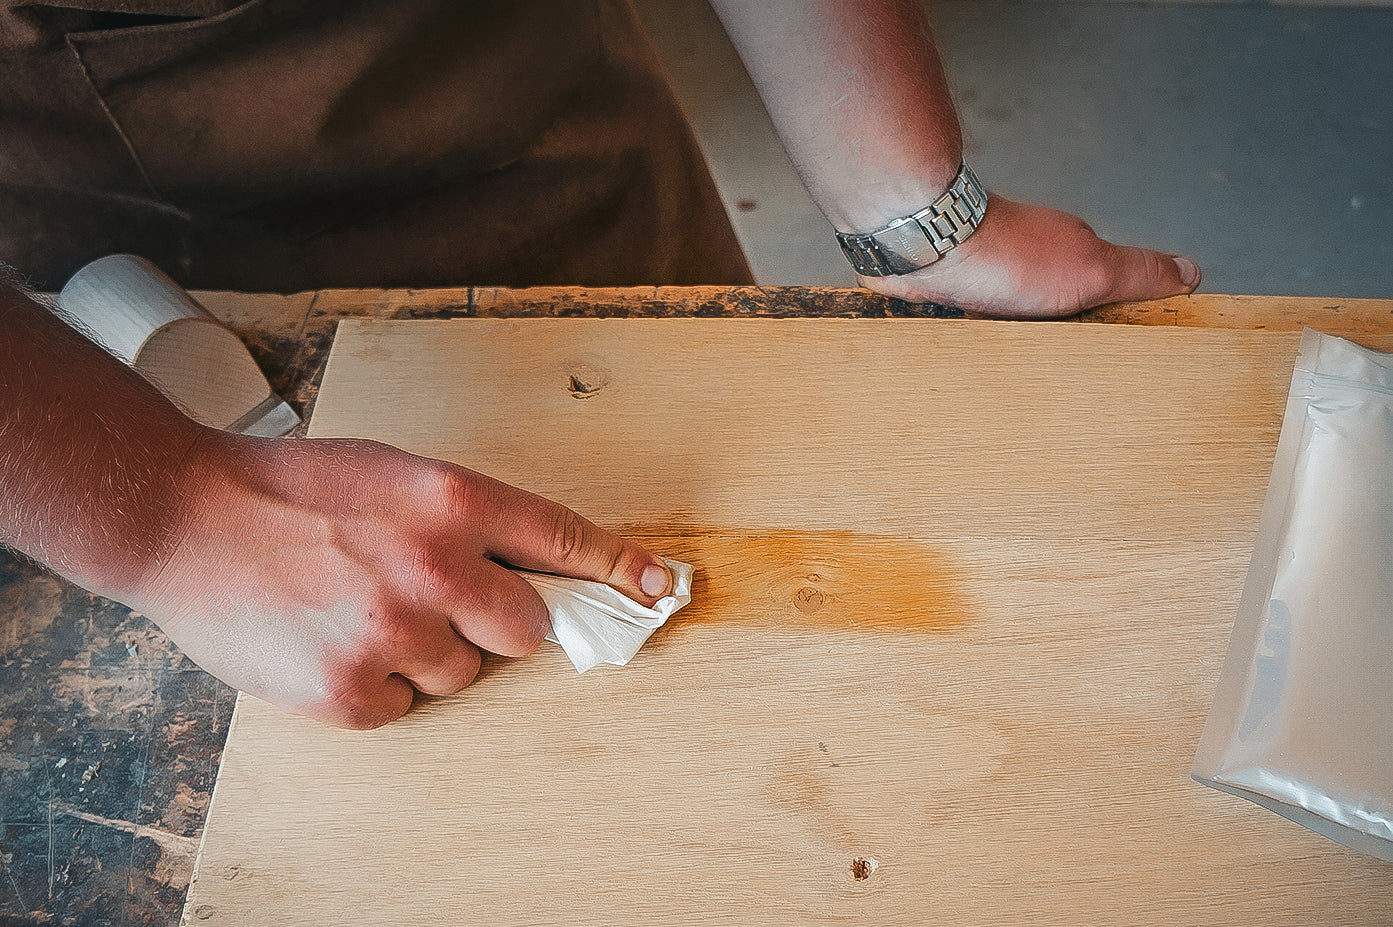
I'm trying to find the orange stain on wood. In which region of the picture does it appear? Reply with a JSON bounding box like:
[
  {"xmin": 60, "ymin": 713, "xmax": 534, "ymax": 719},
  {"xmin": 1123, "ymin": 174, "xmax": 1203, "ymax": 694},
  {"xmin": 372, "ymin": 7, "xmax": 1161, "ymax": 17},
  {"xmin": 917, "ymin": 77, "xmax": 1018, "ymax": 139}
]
[{"xmin": 626, "ymin": 530, "xmax": 970, "ymax": 633}]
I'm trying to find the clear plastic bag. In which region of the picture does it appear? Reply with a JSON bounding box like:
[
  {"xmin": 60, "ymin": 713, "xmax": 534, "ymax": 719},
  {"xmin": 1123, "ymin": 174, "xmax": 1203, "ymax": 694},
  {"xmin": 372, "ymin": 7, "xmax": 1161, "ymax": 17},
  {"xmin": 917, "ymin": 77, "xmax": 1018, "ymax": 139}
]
[{"xmin": 1193, "ymin": 329, "xmax": 1393, "ymax": 862}]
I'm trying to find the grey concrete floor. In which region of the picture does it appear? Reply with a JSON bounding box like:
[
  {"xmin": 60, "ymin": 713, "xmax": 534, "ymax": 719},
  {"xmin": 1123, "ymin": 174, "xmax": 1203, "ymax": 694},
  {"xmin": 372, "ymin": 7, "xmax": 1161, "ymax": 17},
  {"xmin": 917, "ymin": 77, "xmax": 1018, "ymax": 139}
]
[{"xmin": 636, "ymin": 0, "xmax": 1393, "ymax": 299}]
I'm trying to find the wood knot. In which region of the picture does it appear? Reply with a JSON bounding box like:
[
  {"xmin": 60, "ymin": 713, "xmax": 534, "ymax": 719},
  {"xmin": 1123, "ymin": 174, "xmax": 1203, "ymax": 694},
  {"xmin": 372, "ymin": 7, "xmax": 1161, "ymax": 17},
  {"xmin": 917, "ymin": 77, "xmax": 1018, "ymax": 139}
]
[
  {"xmin": 792, "ymin": 585, "xmax": 828, "ymax": 613},
  {"xmin": 850, "ymin": 857, "xmax": 878, "ymax": 881},
  {"xmin": 565, "ymin": 362, "xmax": 611, "ymax": 399}
]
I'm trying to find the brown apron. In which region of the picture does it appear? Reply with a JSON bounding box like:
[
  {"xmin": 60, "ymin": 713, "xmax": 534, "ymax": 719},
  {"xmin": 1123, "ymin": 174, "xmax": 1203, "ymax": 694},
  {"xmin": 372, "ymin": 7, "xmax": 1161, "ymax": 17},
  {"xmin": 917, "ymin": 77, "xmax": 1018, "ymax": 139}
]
[{"xmin": 0, "ymin": 0, "xmax": 751, "ymax": 291}]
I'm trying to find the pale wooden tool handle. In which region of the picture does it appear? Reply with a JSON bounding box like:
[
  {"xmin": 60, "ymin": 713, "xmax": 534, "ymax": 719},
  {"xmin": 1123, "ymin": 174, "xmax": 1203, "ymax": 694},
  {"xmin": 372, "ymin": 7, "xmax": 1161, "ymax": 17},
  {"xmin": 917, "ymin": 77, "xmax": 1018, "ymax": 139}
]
[
  {"xmin": 57, "ymin": 254, "xmax": 213, "ymax": 363},
  {"xmin": 56, "ymin": 255, "xmax": 299, "ymax": 436}
]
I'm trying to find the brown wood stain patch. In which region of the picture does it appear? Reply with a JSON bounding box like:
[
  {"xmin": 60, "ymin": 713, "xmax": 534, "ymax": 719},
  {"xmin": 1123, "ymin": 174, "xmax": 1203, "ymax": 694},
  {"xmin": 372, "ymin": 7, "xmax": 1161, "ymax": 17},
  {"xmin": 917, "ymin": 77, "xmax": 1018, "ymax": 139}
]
[{"xmin": 624, "ymin": 530, "xmax": 970, "ymax": 633}]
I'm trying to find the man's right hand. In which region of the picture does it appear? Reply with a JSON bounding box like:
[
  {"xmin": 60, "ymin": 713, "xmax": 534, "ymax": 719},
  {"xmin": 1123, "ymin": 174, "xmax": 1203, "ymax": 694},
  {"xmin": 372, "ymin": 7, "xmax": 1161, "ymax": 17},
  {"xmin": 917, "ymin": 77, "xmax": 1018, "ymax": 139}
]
[
  {"xmin": 2, "ymin": 283, "xmax": 668, "ymax": 730},
  {"xmin": 132, "ymin": 431, "xmax": 673, "ymax": 729}
]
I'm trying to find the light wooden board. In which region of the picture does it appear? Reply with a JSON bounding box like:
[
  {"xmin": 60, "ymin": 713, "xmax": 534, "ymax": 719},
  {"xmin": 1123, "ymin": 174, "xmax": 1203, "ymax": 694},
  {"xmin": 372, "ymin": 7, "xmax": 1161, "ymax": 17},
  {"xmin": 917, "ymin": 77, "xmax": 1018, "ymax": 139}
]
[{"xmin": 184, "ymin": 319, "xmax": 1393, "ymax": 926}]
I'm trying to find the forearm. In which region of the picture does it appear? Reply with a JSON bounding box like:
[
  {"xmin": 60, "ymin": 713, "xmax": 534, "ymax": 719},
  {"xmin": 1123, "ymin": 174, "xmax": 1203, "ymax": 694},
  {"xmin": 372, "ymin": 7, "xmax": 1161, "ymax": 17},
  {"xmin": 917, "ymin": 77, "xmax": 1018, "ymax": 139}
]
[
  {"xmin": 0, "ymin": 277, "xmax": 206, "ymax": 598},
  {"xmin": 709, "ymin": 0, "xmax": 1198, "ymax": 316},
  {"xmin": 707, "ymin": 0, "xmax": 962, "ymax": 231}
]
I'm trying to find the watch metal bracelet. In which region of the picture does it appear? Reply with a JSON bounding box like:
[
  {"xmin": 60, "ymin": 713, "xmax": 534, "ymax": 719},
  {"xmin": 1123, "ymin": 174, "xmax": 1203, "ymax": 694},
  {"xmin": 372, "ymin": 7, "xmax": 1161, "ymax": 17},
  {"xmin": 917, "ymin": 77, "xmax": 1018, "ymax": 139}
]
[{"xmin": 835, "ymin": 162, "xmax": 988, "ymax": 277}]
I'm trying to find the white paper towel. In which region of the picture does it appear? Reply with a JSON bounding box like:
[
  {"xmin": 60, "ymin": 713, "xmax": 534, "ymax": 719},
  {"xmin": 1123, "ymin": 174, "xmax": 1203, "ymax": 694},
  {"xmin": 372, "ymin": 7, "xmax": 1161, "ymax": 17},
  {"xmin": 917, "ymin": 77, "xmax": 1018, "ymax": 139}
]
[{"xmin": 518, "ymin": 558, "xmax": 694, "ymax": 673}]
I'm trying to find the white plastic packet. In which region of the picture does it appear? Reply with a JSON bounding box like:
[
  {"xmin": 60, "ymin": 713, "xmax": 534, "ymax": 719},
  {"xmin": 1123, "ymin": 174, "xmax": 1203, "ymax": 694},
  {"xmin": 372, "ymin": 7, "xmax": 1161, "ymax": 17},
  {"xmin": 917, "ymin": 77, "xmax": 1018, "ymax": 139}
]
[
  {"xmin": 520, "ymin": 557, "xmax": 694, "ymax": 673},
  {"xmin": 1193, "ymin": 329, "xmax": 1393, "ymax": 862}
]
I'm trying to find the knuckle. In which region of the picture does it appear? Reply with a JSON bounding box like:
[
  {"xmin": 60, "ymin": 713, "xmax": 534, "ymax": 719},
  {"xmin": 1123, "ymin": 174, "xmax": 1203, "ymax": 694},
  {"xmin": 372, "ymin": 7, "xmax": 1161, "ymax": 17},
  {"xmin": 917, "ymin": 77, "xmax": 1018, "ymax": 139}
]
[
  {"xmin": 549, "ymin": 507, "xmax": 590, "ymax": 566},
  {"xmin": 1073, "ymin": 263, "xmax": 1115, "ymax": 306},
  {"xmin": 1070, "ymin": 214, "xmax": 1097, "ymax": 237},
  {"xmin": 1139, "ymin": 247, "xmax": 1170, "ymax": 284},
  {"xmin": 349, "ymin": 597, "xmax": 431, "ymax": 667},
  {"xmin": 442, "ymin": 651, "xmax": 482, "ymax": 694},
  {"xmin": 474, "ymin": 593, "xmax": 550, "ymax": 658},
  {"xmin": 402, "ymin": 544, "xmax": 456, "ymax": 603},
  {"xmin": 376, "ymin": 616, "xmax": 420, "ymax": 654},
  {"xmin": 421, "ymin": 465, "xmax": 485, "ymax": 518},
  {"xmin": 319, "ymin": 669, "xmax": 390, "ymax": 730}
]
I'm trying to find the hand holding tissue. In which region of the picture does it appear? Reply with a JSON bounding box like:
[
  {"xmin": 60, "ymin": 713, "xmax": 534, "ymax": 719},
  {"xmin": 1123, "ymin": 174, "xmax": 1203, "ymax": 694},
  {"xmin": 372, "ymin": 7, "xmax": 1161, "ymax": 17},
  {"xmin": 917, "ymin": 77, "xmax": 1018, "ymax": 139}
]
[{"xmin": 517, "ymin": 558, "xmax": 694, "ymax": 673}]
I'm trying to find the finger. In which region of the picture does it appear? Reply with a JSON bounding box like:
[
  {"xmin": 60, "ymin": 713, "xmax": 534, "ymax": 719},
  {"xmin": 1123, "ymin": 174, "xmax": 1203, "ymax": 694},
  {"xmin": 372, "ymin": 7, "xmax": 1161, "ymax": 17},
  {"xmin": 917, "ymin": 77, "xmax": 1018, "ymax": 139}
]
[
  {"xmin": 389, "ymin": 620, "xmax": 483, "ymax": 697},
  {"xmin": 444, "ymin": 559, "xmax": 552, "ymax": 657},
  {"xmin": 474, "ymin": 477, "xmax": 671, "ymax": 603},
  {"xmin": 313, "ymin": 673, "xmax": 417, "ymax": 731},
  {"xmin": 1099, "ymin": 245, "xmax": 1201, "ymax": 305}
]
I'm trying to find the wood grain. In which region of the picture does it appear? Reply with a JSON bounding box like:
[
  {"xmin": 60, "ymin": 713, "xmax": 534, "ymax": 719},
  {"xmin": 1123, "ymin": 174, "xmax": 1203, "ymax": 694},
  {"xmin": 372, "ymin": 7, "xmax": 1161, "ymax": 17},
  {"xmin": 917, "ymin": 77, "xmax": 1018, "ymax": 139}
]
[
  {"xmin": 188, "ymin": 285, "xmax": 1393, "ymax": 420},
  {"xmin": 183, "ymin": 319, "xmax": 1393, "ymax": 926},
  {"xmin": 1074, "ymin": 293, "xmax": 1393, "ymax": 338}
]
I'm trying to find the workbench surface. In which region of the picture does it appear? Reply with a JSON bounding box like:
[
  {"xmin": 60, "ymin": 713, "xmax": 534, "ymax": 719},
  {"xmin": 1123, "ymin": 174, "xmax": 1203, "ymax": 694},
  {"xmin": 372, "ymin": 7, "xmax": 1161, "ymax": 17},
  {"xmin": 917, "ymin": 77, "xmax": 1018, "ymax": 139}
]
[{"xmin": 3, "ymin": 286, "xmax": 1391, "ymax": 925}]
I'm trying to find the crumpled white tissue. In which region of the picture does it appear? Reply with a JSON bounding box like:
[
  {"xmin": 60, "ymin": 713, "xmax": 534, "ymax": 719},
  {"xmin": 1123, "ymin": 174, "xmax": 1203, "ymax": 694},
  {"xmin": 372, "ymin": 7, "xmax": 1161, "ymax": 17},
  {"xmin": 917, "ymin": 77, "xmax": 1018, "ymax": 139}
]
[{"xmin": 517, "ymin": 558, "xmax": 694, "ymax": 673}]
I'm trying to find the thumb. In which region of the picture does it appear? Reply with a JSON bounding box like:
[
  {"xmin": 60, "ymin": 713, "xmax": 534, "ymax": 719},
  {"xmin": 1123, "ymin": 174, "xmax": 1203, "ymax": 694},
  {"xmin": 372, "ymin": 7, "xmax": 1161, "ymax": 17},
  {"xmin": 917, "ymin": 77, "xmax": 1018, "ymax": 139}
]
[{"xmin": 1099, "ymin": 245, "xmax": 1201, "ymax": 305}]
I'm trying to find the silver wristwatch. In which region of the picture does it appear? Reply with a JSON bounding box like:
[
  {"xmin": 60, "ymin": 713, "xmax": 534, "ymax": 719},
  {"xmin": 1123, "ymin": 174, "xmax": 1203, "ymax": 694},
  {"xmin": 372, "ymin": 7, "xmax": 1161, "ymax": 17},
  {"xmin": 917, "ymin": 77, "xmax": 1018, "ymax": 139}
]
[{"xmin": 835, "ymin": 162, "xmax": 988, "ymax": 277}]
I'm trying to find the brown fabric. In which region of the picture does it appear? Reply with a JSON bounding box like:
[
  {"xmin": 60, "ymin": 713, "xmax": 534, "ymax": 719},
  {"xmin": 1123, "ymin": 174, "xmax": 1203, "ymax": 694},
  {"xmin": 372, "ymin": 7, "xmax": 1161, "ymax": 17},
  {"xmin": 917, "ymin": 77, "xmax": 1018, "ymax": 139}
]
[{"xmin": 0, "ymin": 0, "xmax": 752, "ymax": 291}]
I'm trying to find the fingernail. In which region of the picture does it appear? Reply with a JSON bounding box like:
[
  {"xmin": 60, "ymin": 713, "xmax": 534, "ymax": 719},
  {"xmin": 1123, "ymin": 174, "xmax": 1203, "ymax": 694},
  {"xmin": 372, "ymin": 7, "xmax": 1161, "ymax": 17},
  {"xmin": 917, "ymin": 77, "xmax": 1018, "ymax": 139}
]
[
  {"xmin": 640, "ymin": 564, "xmax": 669, "ymax": 597},
  {"xmin": 1172, "ymin": 256, "xmax": 1200, "ymax": 289}
]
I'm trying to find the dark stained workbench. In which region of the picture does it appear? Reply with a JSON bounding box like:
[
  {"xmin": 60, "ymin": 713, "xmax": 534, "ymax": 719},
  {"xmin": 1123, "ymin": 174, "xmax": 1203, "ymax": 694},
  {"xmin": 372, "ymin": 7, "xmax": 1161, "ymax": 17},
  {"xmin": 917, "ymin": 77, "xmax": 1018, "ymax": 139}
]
[{"xmin": 3, "ymin": 285, "xmax": 1392, "ymax": 925}]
